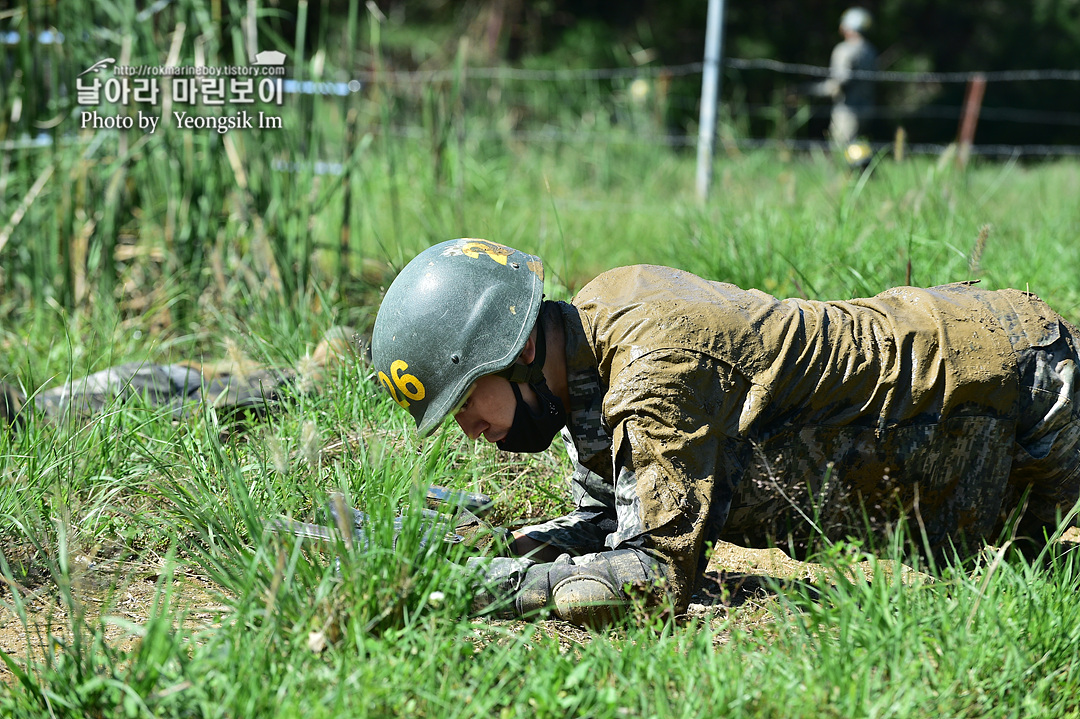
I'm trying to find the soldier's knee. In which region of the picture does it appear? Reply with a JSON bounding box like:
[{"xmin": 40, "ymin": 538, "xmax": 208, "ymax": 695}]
[{"xmin": 551, "ymin": 573, "xmax": 625, "ymax": 627}]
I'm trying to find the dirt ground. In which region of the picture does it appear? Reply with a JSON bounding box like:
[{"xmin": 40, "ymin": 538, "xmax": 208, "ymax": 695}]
[
  {"xmin": 0, "ymin": 552, "xmax": 226, "ymax": 681},
  {"xmin": 0, "ymin": 540, "xmax": 782, "ymax": 678},
  {"xmin": 3, "ymin": 528, "xmax": 1077, "ymax": 681}
]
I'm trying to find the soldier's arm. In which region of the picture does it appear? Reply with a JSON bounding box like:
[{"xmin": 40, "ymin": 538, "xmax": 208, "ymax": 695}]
[
  {"xmin": 468, "ymin": 350, "xmax": 747, "ymax": 625},
  {"xmin": 805, "ymin": 42, "xmax": 851, "ymax": 98},
  {"xmin": 508, "ymin": 459, "xmax": 617, "ymax": 561}
]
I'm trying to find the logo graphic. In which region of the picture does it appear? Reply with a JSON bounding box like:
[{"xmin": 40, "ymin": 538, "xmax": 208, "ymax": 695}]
[
  {"xmin": 253, "ymin": 50, "xmax": 286, "ymax": 66},
  {"xmin": 79, "ymin": 58, "xmax": 115, "ymax": 77}
]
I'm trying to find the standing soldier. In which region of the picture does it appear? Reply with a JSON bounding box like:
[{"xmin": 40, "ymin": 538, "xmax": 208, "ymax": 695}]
[
  {"xmin": 372, "ymin": 238, "xmax": 1080, "ymax": 626},
  {"xmin": 808, "ymin": 7, "xmax": 878, "ymax": 164}
]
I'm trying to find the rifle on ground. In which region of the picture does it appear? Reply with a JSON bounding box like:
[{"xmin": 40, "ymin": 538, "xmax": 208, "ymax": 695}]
[{"xmin": 266, "ymin": 484, "xmax": 497, "ymax": 550}]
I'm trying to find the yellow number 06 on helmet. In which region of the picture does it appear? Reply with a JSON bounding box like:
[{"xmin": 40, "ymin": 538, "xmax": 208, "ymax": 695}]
[
  {"xmin": 379, "ymin": 360, "xmax": 426, "ymax": 409},
  {"xmin": 370, "ymin": 238, "xmax": 545, "ymax": 436}
]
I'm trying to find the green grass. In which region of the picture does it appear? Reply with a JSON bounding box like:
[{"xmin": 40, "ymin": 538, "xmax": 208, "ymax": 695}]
[
  {"xmin": 4, "ymin": 2, "xmax": 1080, "ymax": 716},
  {"xmin": 4, "ymin": 144, "xmax": 1080, "ymax": 717}
]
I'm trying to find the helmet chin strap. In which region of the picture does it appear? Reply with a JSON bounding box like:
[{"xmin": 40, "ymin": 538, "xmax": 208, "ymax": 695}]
[{"xmin": 495, "ymin": 317, "xmax": 547, "ymax": 385}]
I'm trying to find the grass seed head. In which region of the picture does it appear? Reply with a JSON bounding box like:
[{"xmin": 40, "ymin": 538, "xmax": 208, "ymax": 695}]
[{"xmin": 301, "ymin": 420, "xmax": 321, "ymax": 469}]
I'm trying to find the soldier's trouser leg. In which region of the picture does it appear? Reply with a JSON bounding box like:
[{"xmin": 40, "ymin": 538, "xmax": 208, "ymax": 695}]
[
  {"xmin": 1010, "ymin": 326, "xmax": 1080, "ymax": 540},
  {"xmin": 828, "ymin": 105, "xmax": 859, "ymax": 148}
]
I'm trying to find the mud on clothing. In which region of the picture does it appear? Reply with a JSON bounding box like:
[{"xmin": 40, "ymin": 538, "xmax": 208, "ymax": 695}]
[{"xmin": 471, "ymin": 266, "xmax": 1080, "ymax": 620}]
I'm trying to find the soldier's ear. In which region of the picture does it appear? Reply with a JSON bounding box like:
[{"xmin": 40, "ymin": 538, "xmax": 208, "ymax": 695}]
[{"xmin": 516, "ymin": 327, "xmax": 538, "ymax": 365}]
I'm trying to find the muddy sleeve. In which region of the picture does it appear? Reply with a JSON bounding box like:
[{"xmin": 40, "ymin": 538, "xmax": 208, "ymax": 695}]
[
  {"xmin": 467, "ymin": 350, "xmax": 750, "ymax": 623},
  {"xmin": 602, "ymin": 348, "xmax": 749, "ymax": 611}
]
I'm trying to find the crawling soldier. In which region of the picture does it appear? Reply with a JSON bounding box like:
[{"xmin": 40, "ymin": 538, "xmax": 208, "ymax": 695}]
[{"xmin": 371, "ymin": 238, "xmax": 1080, "ymax": 625}]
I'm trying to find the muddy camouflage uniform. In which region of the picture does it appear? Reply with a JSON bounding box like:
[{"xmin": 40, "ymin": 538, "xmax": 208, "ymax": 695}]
[
  {"xmin": 472, "ymin": 266, "xmax": 1080, "ymax": 621},
  {"xmin": 0, "ymin": 327, "xmax": 361, "ymax": 427}
]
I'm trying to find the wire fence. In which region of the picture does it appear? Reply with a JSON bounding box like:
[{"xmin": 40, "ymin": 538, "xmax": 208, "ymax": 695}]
[
  {"xmin": 349, "ymin": 57, "xmax": 1080, "ymax": 158},
  {"xmin": 348, "ymin": 60, "xmax": 1080, "ymax": 84},
  {"xmin": 4, "ymin": 52, "xmax": 1079, "ymax": 158},
  {"xmin": 724, "ymin": 58, "xmax": 1080, "ymax": 83}
]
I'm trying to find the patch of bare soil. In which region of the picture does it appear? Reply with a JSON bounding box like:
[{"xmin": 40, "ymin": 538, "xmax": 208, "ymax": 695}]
[
  {"xmin": 0, "ymin": 553, "xmax": 226, "ymax": 683},
  {"xmin": 3, "ymin": 528, "xmax": 1077, "ymax": 680}
]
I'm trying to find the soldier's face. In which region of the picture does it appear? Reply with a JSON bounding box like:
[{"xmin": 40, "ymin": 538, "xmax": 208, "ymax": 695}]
[{"xmin": 453, "ymin": 374, "xmax": 537, "ymax": 444}]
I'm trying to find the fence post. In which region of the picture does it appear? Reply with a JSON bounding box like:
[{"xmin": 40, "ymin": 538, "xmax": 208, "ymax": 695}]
[
  {"xmin": 246, "ymin": 0, "xmax": 258, "ymax": 62},
  {"xmin": 695, "ymin": 0, "xmax": 726, "ymax": 203},
  {"xmin": 957, "ymin": 73, "xmax": 986, "ymax": 168}
]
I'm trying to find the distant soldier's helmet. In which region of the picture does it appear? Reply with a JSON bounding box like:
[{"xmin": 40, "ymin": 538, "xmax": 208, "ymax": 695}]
[
  {"xmin": 840, "ymin": 7, "xmax": 872, "ymax": 33},
  {"xmin": 371, "ymin": 239, "xmax": 545, "ymax": 436}
]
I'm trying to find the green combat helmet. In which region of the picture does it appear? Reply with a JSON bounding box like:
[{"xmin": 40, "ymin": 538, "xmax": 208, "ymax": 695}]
[{"xmin": 371, "ymin": 239, "xmax": 545, "ymax": 436}]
